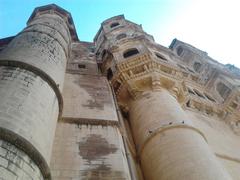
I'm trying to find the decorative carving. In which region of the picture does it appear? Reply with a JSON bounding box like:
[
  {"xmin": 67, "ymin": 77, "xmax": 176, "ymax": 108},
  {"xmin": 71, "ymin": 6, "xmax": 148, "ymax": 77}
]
[
  {"xmin": 110, "ymin": 52, "xmax": 240, "ymax": 135},
  {"xmin": 151, "ymin": 74, "xmax": 162, "ymax": 91}
]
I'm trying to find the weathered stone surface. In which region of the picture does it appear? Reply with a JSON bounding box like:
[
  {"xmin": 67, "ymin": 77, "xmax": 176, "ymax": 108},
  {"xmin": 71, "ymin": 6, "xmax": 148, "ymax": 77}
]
[
  {"xmin": 129, "ymin": 90, "xmax": 231, "ymax": 180},
  {"xmin": 50, "ymin": 123, "xmax": 131, "ymax": 180},
  {"xmin": 67, "ymin": 42, "xmax": 97, "ymax": 75},
  {"xmin": 0, "ymin": 140, "xmax": 43, "ymax": 180},
  {"xmin": 0, "ymin": 4, "xmax": 72, "ymax": 179},
  {"xmin": 0, "ymin": 13, "xmax": 69, "ymax": 90},
  {"xmin": 0, "ymin": 66, "xmax": 58, "ymax": 163},
  {"xmin": 62, "ymin": 73, "xmax": 118, "ymax": 122}
]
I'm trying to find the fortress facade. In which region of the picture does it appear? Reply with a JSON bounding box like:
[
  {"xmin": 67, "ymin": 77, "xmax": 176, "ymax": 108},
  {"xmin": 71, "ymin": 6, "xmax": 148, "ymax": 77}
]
[{"xmin": 0, "ymin": 4, "xmax": 240, "ymax": 180}]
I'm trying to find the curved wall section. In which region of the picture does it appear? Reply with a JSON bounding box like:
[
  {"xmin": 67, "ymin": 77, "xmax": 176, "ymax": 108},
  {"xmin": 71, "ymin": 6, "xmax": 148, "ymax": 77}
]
[
  {"xmin": 0, "ymin": 139, "xmax": 44, "ymax": 180},
  {"xmin": 129, "ymin": 90, "xmax": 232, "ymax": 180},
  {"xmin": 0, "ymin": 13, "xmax": 70, "ymax": 90},
  {"xmin": 0, "ymin": 10, "xmax": 71, "ymax": 179}
]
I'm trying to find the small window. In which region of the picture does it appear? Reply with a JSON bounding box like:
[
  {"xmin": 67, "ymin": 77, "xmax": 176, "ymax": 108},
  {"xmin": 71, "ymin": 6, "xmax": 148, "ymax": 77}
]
[
  {"xmin": 123, "ymin": 48, "xmax": 139, "ymax": 58},
  {"xmin": 193, "ymin": 62, "xmax": 202, "ymax": 72},
  {"xmin": 110, "ymin": 22, "xmax": 120, "ymax": 28},
  {"xmin": 216, "ymin": 82, "xmax": 231, "ymax": 99},
  {"xmin": 78, "ymin": 64, "xmax": 86, "ymax": 69},
  {"xmin": 155, "ymin": 53, "xmax": 167, "ymax": 61},
  {"xmin": 116, "ymin": 33, "xmax": 127, "ymax": 40},
  {"xmin": 107, "ymin": 68, "xmax": 113, "ymax": 80},
  {"xmin": 177, "ymin": 46, "xmax": 183, "ymax": 56}
]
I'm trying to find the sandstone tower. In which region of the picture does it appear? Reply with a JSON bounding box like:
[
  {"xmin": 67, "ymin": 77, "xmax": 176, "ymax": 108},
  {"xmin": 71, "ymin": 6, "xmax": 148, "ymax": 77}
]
[{"xmin": 0, "ymin": 4, "xmax": 240, "ymax": 180}]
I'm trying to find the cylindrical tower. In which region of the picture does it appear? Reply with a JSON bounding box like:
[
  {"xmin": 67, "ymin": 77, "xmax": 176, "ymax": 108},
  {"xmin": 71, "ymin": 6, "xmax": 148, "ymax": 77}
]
[
  {"xmin": 94, "ymin": 15, "xmax": 232, "ymax": 180},
  {"xmin": 0, "ymin": 4, "xmax": 77, "ymax": 179},
  {"xmin": 130, "ymin": 89, "xmax": 231, "ymax": 180}
]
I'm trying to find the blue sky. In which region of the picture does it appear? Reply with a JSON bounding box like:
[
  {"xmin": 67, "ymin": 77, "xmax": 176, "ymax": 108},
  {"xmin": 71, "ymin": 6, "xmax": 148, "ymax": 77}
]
[{"xmin": 1, "ymin": 0, "xmax": 240, "ymax": 67}]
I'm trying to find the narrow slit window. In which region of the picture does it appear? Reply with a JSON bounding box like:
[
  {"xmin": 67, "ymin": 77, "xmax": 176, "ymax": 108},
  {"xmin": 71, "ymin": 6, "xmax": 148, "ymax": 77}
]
[{"xmin": 107, "ymin": 68, "xmax": 113, "ymax": 80}]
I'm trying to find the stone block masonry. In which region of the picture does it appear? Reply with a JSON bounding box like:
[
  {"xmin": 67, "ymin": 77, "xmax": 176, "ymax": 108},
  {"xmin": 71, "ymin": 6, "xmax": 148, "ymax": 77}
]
[
  {"xmin": 0, "ymin": 140, "xmax": 43, "ymax": 180},
  {"xmin": 0, "ymin": 4, "xmax": 73, "ymax": 179},
  {"xmin": 0, "ymin": 66, "xmax": 58, "ymax": 163}
]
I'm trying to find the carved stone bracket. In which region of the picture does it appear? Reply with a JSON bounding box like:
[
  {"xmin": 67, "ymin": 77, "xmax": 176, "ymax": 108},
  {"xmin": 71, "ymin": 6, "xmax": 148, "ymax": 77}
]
[{"xmin": 151, "ymin": 73, "xmax": 162, "ymax": 91}]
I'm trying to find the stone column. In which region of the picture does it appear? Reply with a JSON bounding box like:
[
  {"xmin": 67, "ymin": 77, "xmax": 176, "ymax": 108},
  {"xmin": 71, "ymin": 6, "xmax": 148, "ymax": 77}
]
[
  {"xmin": 129, "ymin": 89, "xmax": 232, "ymax": 180},
  {"xmin": 0, "ymin": 10, "xmax": 71, "ymax": 179}
]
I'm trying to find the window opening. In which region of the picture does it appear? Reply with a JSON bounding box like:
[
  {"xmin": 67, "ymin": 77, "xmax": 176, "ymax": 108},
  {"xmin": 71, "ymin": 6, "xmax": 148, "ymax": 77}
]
[
  {"xmin": 110, "ymin": 22, "xmax": 120, "ymax": 28},
  {"xmin": 123, "ymin": 48, "xmax": 139, "ymax": 58},
  {"xmin": 116, "ymin": 33, "xmax": 127, "ymax": 40},
  {"xmin": 193, "ymin": 62, "xmax": 202, "ymax": 72},
  {"xmin": 177, "ymin": 46, "xmax": 183, "ymax": 56},
  {"xmin": 107, "ymin": 68, "xmax": 113, "ymax": 80},
  {"xmin": 216, "ymin": 82, "xmax": 231, "ymax": 99},
  {"xmin": 78, "ymin": 64, "xmax": 86, "ymax": 69}
]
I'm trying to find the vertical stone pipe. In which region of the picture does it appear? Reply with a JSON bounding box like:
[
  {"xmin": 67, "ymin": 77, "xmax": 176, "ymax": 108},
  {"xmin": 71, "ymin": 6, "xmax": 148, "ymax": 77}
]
[
  {"xmin": 129, "ymin": 89, "xmax": 232, "ymax": 180},
  {"xmin": 0, "ymin": 9, "xmax": 71, "ymax": 180}
]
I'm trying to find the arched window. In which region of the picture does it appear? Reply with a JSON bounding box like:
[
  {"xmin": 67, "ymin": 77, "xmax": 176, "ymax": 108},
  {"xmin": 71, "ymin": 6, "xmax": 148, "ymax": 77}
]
[
  {"xmin": 110, "ymin": 22, "xmax": 120, "ymax": 28},
  {"xmin": 177, "ymin": 46, "xmax": 183, "ymax": 56},
  {"xmin": 123, "ymin": 48, "xmax": 139, "ymax": 58},
  {"xmin": 216, "ymin": 82, "xmax": 231, "ymax": 99},
  {"xmin": 107, "ymin": 68, "xmax": 113, "ymax": 80},
  {"xmin": 116, "ymin": 33, "xmax": 127, "ymax": 40},
  {"xmin": 193, "ymin": 62, "xmax": 202, "ymax": 72},
  {"xmin": 155, "ymin": 53, "xmax": 167, "ymax": 61}
]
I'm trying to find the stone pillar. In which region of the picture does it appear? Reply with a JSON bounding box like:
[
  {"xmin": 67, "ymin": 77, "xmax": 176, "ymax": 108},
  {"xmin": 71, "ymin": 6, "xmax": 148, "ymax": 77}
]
[
  {"xmin": 129, "ymin": 89, "xmax": 232, "ymax": 180},
  {"xmin": 0, "ymin": 11, "xmax": 71, "ymax": 179}
]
